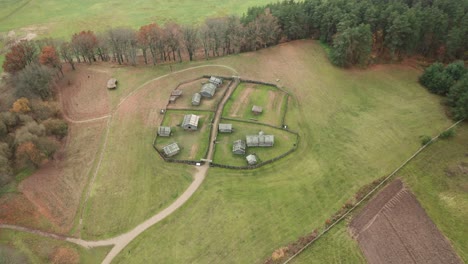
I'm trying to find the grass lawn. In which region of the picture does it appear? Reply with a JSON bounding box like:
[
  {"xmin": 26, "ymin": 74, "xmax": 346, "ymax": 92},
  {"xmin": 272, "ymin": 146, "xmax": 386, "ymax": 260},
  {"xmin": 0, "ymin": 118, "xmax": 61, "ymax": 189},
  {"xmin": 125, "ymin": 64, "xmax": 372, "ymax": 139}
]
[
  {"xmin": 292, "ymin": 221, "xmax": 365, "ymax": 264},
  {"xmin": 223, "ymin": 82, "xmax": 288, "ymax": 126},
  {"xmin": 213, "ymin": 120, "xmax": 297, "ymax": 166},
  {"xmin": 0, "ymin": 229, "xmax": 110, "ymax": 264},
  {"xmin": 112, "ymin": 40, "xmax": 453, "ymax": 263},
  {"xmin": 156, "ymin": 110, "xmax": 214, "ymax": 161},
  {"xmin": 0, "ymin": 0, "xmax": 273, "ymax": 38}
]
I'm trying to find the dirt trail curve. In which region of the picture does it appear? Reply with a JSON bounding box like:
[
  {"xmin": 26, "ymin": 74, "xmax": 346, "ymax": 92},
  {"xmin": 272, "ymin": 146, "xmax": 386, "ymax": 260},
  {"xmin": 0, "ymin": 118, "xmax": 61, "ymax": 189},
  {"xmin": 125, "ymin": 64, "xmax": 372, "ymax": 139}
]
[{"xmin": 1, "ymin": 64, "xmax": 239, "ymax": 264}]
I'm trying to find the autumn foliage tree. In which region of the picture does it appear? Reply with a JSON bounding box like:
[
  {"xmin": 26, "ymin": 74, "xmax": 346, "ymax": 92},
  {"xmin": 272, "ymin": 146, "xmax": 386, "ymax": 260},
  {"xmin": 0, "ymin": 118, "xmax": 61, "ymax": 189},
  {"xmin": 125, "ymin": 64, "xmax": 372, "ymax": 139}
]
[
  {"xmin": 39, "ymin": 45, "xmax": 63, "ymax": 76},
  {"xmin": 10, "ymin": 98, "xmax": 31, "ymax": 113},
  {"xmin": 2, "ymin": 40, "xmax": 37, "ymax": 74}
]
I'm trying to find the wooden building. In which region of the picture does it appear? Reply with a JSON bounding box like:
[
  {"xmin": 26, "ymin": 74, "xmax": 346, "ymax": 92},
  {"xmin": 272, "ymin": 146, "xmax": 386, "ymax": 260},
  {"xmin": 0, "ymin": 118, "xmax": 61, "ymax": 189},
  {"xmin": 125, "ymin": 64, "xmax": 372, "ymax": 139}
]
[
  {"xmin": 218, "ymin": 123, "xmax": 233, "ymax": 133},
  {"xmin": 107, "ymin": 78, "xmax": 117, "ymax": 89},
  {"xmin": 209, "ymin": 76, "xmax": 223, "ymax": 87},
  {"xmin": 232, "ymin": 140, "xmax": 246, "ymax": 155},
  {"xmin": 200, "ymin": 83, "xmax": 217, "ymax": 98},
  {"xmin": 158, "ymin": 126, "xmax": 171, "ymax": 137},
  {"xmin": 246, "ymin": 131, "xmax": 274, "ymax": 147},
  {"xmin": 181, "ymin": 114, "xmax": 200, "ymax": 130},
  {"xmin": 192, "ymin": 93, "xmax": 201, "ymax": 106},
  {"xmin": 252, "ymin": 105, "xmax": 263, "ymax": 115},
  {"xmin": 163, "ymin": 142, "xmax": 180, "ymax": 157},
  {"xmin": 246, "ymin": 154, "xmax": 257, "ymax": 165}
]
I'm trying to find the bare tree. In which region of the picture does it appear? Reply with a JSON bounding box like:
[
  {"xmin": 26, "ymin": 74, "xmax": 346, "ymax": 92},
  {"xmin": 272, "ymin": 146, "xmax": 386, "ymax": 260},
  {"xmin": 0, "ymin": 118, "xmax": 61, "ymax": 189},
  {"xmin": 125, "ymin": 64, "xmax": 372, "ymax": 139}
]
[
  {"xmin": 164, "ymin": 22, "xmax": 182, "ymax": 62},
  {"xmin": 59, "ymin": 42, "xmax": 75, "ymax": 70},
  {"xmin": 182, "ymin": 25, "xmax": 199, "ymax": 61}
]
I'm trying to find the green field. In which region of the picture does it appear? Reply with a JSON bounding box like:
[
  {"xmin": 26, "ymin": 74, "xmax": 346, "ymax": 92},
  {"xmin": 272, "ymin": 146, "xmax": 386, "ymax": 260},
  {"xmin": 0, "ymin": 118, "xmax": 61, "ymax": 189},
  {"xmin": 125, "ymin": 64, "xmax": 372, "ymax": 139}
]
[
  {"xmin": 156, "ymin": 110, "xmax": 214, "ymax": 161},
  {"xmin": 110, "ymin": 40, "xmax": 453, "ymax": 263},
  {"xmin": 213, "ymin": 120, "xmax": 297, "ymax": 166},
  {"xmin": 0, "ymin": 229, "xmax": 110, "ymax": 264},
  {"xmin": 223, "ymin": 83, "xmax": 288, "ymax": 126},
  {"xmin": 0, "ymin": 0, "xmax": 272, "ymax": 38}
]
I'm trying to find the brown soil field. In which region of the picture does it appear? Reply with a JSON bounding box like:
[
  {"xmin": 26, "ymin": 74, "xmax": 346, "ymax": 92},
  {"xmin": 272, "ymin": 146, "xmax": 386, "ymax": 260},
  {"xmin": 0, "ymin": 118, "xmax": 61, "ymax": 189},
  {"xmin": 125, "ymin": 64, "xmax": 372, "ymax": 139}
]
[
  {"xmin": 349, "ymin": 179, "xmax": 463, "ymax": 264},
  {"xmin": 58, "ymin": 65, "xmax": 111, "ymax": 120}
]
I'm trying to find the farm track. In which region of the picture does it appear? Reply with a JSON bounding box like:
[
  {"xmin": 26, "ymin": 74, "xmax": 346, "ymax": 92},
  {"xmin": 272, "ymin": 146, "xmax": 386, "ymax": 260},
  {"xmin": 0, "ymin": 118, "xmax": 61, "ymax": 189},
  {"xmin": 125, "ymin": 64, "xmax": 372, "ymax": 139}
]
[{"xmin": 0, "ymin": 64, "xmax": 238, "ymax": 264}]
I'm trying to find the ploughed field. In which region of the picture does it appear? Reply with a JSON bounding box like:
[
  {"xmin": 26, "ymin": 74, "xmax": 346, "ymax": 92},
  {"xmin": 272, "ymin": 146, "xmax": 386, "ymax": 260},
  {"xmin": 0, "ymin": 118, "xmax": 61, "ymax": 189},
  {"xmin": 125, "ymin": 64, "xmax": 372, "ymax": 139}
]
[{"xmin": 350, "ymin": 179, "xmax": 463, "ymax": 264}]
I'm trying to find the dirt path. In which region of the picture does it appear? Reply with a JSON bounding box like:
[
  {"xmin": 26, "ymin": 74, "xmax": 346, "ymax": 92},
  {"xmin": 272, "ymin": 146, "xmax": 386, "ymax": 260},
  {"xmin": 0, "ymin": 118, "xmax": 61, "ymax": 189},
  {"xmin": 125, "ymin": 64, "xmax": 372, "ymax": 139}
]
[{"xmin": 0, "ymin": 64, "xmax": 239, "ymax": 264}]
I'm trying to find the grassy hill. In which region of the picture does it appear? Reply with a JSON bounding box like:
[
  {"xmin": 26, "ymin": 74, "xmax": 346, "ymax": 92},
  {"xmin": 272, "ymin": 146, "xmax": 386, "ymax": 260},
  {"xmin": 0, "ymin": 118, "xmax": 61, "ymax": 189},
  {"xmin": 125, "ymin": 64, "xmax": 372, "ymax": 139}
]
[{"xmin": 107, "ymin": 40, "xmax": 453, "ymax": 263}]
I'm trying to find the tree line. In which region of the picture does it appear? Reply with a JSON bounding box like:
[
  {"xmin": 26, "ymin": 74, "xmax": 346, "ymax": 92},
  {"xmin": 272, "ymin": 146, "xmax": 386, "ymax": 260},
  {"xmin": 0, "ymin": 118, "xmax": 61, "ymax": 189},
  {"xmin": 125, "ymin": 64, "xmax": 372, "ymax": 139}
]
[
  {"xmin": 2, "ymin": 0, "xmax": 467, "ymax": 73},
  {"xmin": 420, "ymin": 61, "xmax": 468, "ymax": 120}
]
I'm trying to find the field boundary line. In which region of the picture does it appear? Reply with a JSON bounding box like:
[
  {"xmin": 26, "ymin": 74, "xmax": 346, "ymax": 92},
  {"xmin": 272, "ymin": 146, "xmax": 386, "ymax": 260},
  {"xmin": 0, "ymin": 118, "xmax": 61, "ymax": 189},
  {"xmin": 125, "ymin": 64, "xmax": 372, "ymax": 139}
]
[{"xmin": 282, "ymin": 119, "xmax": 464, "ymax": 264}]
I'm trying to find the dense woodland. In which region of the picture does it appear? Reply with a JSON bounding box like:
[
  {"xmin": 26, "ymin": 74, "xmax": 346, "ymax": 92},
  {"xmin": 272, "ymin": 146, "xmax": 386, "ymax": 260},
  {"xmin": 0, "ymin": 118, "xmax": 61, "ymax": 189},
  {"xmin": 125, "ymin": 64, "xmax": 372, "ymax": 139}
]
[{"xmin": 0, "ymin": 0, "xmax": 467, "ymax": 188}]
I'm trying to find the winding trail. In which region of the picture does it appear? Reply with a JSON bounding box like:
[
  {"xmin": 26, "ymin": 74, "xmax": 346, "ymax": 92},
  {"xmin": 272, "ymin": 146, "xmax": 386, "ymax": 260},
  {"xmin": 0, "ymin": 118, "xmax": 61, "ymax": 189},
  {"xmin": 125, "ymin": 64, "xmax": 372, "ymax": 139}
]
[{"xmin": 1, "ymin": 64, "xmax": 239, "ymax": 264}]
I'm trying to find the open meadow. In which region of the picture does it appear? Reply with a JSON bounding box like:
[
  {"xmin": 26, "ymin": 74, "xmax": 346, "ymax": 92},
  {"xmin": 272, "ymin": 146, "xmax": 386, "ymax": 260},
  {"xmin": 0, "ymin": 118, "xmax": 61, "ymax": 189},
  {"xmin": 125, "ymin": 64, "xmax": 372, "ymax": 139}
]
[
  {"xmin": 0, "ymin": 37, "xmax": 458, "ymax": 263},
  {"xmin": 0, "ymin": 0, "xmax": 272, "ymax": 38},
  {"xmin": 110, "ymin": 40, "xmax": 455, "ymax": 263}
]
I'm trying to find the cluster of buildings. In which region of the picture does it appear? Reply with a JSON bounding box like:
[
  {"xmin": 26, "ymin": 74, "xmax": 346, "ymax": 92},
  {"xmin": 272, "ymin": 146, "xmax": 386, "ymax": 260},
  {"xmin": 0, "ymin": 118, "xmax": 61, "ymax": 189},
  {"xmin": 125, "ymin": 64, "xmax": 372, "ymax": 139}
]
[
  {"xmin": 192, "ymin": 76, "xmax": 223, "ymax": 106},
  {"xmin": 230, "ymin": 130, "xmax": 275, "ymax": 165}
]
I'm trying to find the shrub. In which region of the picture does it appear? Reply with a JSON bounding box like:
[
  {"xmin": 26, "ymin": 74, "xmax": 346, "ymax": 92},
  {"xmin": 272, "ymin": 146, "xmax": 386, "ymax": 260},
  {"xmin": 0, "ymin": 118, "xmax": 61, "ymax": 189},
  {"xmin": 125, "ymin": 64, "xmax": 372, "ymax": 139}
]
[
  {"xmin": 420, "ymin": 135, "xmax": 432, "ymax": 146},
  {"xmin": 0, "ymin": 143, "xmax": 13, "ymax": 187},
  {"xmin": 13, "ymin": 63, "xmax": 54, "ymax": 100},
  {"xmin": 31, "ymin": 100, "xmax": 60, "ymax": 120},
  {"xmin": 14, "ymin": 121, "xmax": 45, "ymax": 146},
  {"xmin": 439, "ymin": 128, "xmax": 455, "ymax": 139},
  {"xmin": 43, "ymin": 118, "xmax": 68, "ymax": 138},
  {"xmin": 15, "ymin": 141, "xmax": 46, "ymax": 167},
  {"xmin": 36, "ymin": 137, "xmax": 60, "ymax": 157},
  {"xmin": 1, "ymin": 111, "xmax": 18, "ymax": 128}
]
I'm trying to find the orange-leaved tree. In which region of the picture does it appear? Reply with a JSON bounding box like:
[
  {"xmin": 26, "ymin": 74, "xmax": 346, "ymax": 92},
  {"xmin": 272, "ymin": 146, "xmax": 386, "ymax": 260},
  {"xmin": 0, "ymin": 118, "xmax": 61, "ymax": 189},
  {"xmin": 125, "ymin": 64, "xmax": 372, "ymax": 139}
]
[
  {"xmin": 10, "ymin": 97, "xmax": 31, "ymax": 113},
  {"xmin": 2, "ymin": 40, "xmax": 37, "ymax": 74},
  {"xmin": 39, "ymin": 45, "xmax": 63, "ymax": 76}
]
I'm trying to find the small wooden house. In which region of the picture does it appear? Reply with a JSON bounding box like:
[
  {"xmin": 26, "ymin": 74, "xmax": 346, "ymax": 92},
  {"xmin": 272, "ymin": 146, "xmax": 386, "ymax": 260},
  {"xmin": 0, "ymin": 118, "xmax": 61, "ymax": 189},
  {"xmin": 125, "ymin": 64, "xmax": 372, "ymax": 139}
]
[
  {"xmin": 192, "ymin": 93, "xmax": 201, "ymax": 106},
  {"xmin": 200, "ymin": 83, "xmax": 217, "ymax": 98},
  {"xmin": 232, "ymin": 140, "xmax": 246, "ymax": 155},
  {"xmin": 209, "ymin": 76, "xmax": 223, "ymax": 87},
  {"xmin": 181, "ymin": 114, "xmax": 200, "ymax": 130},
  {"xmin": 246, "ymin": 154, "xmax": 257, "ymax": 165},
  {"xmin": 252, "ymin": 105, "xmax": 263, "ymax": 115},
  {"xmin": 158, "ymin": 126, "xmax": 171, "ymax": 137},
  {"xmin": 107, "ymin": 78, "xmax": 117, "ymax": 89},
  {"xmin": 163, "ymin": 142, "xmax": 180, "ymax": 157},
  {"xmin": 169, "ymin": 96, "xmax": 178, "ymax": 103},
  {"xmin": 246, "ymin": 131, "xmax": 274, "ymax": 147},
  {"xmin": 171, "ymin": 90, "xmax": 183, "ymax": 97},
  {"xmin": 218, "ymin": 123, "xmax": 233, "ymax": 133}
]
